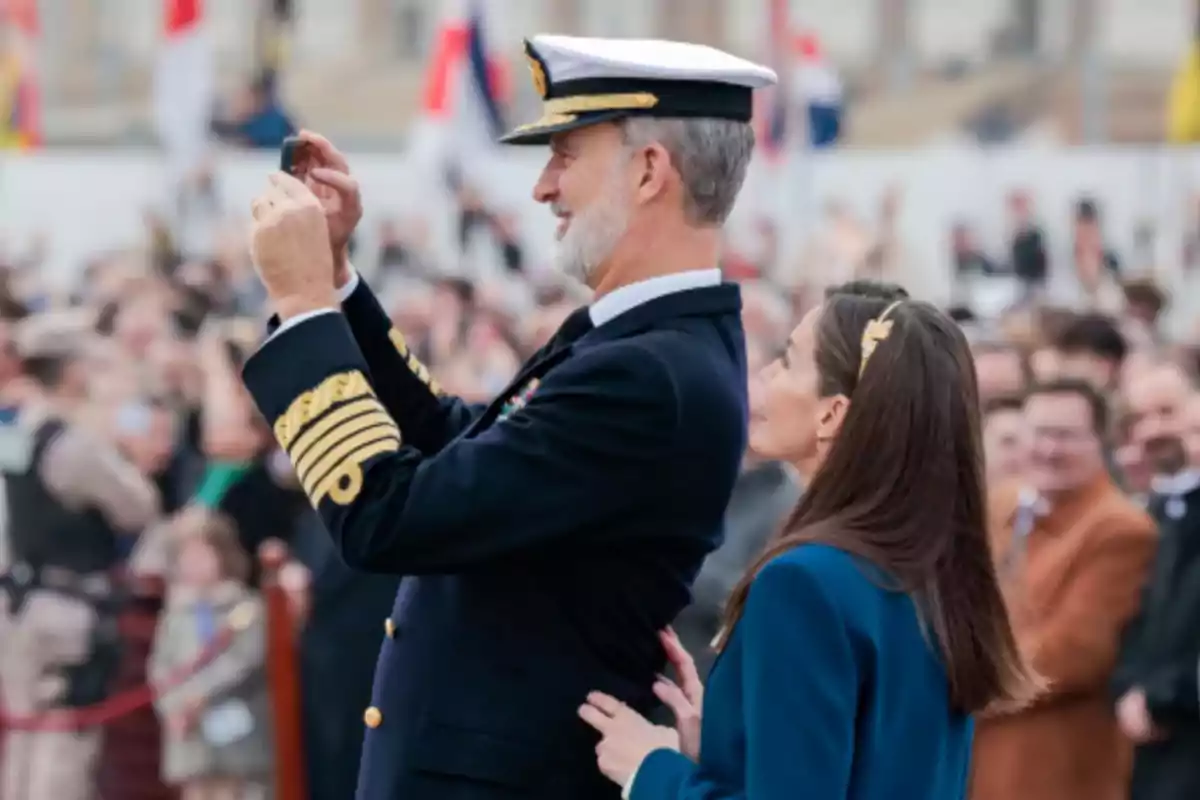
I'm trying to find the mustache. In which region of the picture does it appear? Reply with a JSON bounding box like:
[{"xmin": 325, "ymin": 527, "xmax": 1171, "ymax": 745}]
[
  {"xmin": 550, "ymin": 203, "xmax": 569, "ymax": 217},
  {"xmin": 1145, "ymin": 434, "xmax": 1188, "ymax": 471},
  {"xmin": 1146, "ymin": 433, "xmax": 1185, "ymax": 451}
]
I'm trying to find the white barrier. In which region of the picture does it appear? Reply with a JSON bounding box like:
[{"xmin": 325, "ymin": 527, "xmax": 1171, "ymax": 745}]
[{"xmin": 5, "ymin": 145, "xmax": 1200, "ymax": 331}]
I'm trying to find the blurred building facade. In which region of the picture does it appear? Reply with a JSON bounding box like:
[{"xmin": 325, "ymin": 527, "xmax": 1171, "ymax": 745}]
[{"xmin": 10, "ymin": 0, "xmax": 1200, "ymax": 145}]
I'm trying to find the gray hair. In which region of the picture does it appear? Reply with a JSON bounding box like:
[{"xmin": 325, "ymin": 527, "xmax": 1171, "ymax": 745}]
[{"xmin": 620, "ymin": 117, "xmax": 755, "ymax": 226}]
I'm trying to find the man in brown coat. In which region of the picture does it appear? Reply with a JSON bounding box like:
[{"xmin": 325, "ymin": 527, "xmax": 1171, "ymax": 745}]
[{"xmin": 970, "ymin": 379, "xmax": 1157, "ymax": 800}]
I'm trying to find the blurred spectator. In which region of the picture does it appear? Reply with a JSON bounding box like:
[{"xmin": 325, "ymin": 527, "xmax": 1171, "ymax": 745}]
[
  {"xmin": 972, "ymin": 379, "xmax": 1156, "ymax": 800},
  {"xmin": 115, "ymin": 396, "xmax": 188, "ymax": 522},
  {"xmin": 193, "ymin": 334, "xmax": 308, "ymax": 586},
  {"xmin": 952, "ymin": 221, "xmax": 1001, "ymax": 278},
  {"xmin": 669, "ymin": 453, "xmax": 799, "ymax": 681},
  {"xmin": 973, "ymin": 340, "xmax": 1031, "ymax": 405},
  {"xmin": 1122, "ymin": 279, "xmax": 1168, "ymax": 342},
  {"xmin": 0, "ymin": 319, "xmax": 25, "ymax": 419},
  {"xmin": 1007, "ymin": 191, "xmax": 1048, "ymax": 303},
  {"xmin": 1125, "ymin": 360, "xmax": 1195, "ymax": 478},
  {"xmin": 792, "ymin": 200, "xmax": 872, "ymax": 289},
  {"xmin": 1050, "ymin": 312, "xmax": 1131, "ymax": 487},
  {"xmin": 292, "ymin": 507, "xmax": 399, "ymax": 800},
  {"xmin": 0, "ymin": 326, "xmax": 161, "ymax": 800},
  {"xmin": 1113, "ymin": 401, "xmax": 1155, "ymax": 501},
  {"xmin": 871, "ymin": 184, "xmax": 912, "ymax": 281},
  {"xmin": 447, "ymin": 172, "xmax": 527, "ymax": 278},
  {"xmin": 1053, "ymin": 313, "xmax": 1128, "ymax": 395},
  {"xmin": 949, "ymin": 304, "xmax": 979, "ymax": 324},
  {"xmin": 1072, "ymin": 198, "xmax": 1122, "ymax": 304},
  {"xmin": 0, "ymin": 272, "xmax": 30, "ymax": 320},
  {"xmin": 740, "ymin": 280, "xmax": 793, "ymax": 353},
  {"xmin": 982, "ymin": 394, "xmax": 1028, "ymax": 486},
  {"xmin": 375, "ymin": 218, "xmax": 432, "ymax": 280},
  {"xmin": 211, "ymin": 73, "xmax": 296, "ymax": 150},
  {"xmin": 150, "ymin": 510, "xmax": 272, "ymax": 800},
  {"xmin": 952, "ymin": 220, "xmax": 1003, "ymax": 311},
  {"xmin": 1114, "ymin": 392, "xmax": 1200, "ymax": 800}
]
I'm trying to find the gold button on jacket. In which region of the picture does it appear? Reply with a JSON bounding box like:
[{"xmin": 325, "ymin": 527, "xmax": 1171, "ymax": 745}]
[
  {"xmin": 384, "ymin": 618, "xmax": 395, "ymax": 638},
  {"xmin": 364, "ymin": 706, "xmax": 382, "ymax": 728}
]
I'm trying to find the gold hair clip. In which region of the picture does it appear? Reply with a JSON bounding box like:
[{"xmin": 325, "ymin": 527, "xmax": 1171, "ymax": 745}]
[{"xmin": 859, "ymin": 300, "xmax": 903, "ymax": 377}]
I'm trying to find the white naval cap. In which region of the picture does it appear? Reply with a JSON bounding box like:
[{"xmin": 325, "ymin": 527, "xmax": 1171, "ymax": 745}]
[{"xmin": 500, "ymin": 34, "xmax": 778, "ymax": 146}]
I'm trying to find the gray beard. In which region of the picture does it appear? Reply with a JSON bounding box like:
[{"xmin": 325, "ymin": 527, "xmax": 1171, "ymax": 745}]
[
  {"xmin": 552, "ymin": 193, "xmax": 630, "ymax": 286},
  {"xmin": 553, "ymin": 243, "xmax": 594, "ymax": 285}
]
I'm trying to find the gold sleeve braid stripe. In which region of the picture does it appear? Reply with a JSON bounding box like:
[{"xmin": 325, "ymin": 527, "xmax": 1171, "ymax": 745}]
[
  {"xmin": 388, "ymin": 329, "xmax": 444, "ymax": 396},
  {"xmin": 289, "ymin": 399, "xmax": 394, "ymax": 478},
  {"xmin": 302, "ymin": 427, "xmax": 400, "ymax": 506},
  {"xmin": 274, "ymin": 370, "xmax": 375, "ymax": 452},
  {"xmin": 273, "ymin": 370, "xmax": 402, "ymax": 506}
]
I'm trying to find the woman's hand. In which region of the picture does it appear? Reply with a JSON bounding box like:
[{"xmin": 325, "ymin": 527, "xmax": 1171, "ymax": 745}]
[
  {"xmin": 579, "ymin": 692, "xmax": 679, "ymax": 788},
  {"xmin": 654, "ymin": 627, "xmax": 704, "ymax": 760}
]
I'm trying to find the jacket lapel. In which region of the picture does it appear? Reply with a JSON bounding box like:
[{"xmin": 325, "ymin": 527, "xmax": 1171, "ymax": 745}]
[
  {"xmin": 462, "ymin": 308, "xmax": 591, "ymax": 437},
  {"xmin": 460, "ymin": 284, "xmax": 741, "ymax": 438}
]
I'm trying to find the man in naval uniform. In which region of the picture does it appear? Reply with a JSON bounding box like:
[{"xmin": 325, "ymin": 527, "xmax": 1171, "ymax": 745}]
[
  {"xmin": 240, "ymin": 34, "xmax": 775, "ymax": 800},
  {"xmin": 0, "ymin": 332, "xmax": 161, "ymax": 800}
]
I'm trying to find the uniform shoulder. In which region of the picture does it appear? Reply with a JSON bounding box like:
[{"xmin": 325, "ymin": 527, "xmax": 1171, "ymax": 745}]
[
  {"xmin": 631, "ymin": 325, "xmax": 738, "ymax": 371},
  {"xmin": 561, "ymin": 337, "xmax": 681, "ymax": 400},
  {"xmin": 624, "ymin": 327, "xmax": 745, "ymax": 409}
]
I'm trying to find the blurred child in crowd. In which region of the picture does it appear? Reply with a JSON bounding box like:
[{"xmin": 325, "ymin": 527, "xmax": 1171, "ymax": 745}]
[{"xmin": 150, "ymin": 510, "xmax": 273, "ymax": 800}]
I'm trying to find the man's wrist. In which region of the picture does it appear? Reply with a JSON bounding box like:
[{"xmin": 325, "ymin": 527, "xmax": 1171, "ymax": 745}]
[
  {"xmin": 335, "ymin": 259, "xmax": 360, "ymax": 303},
  {"xmin": 334, "ymin": 247, "xmax": 353, "ymax": 289}
]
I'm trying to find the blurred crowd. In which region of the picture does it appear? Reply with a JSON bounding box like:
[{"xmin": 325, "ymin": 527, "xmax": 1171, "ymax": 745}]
[{"xmin": 0, "ymin": 163, "xmax": 1198, "ymax": 800}]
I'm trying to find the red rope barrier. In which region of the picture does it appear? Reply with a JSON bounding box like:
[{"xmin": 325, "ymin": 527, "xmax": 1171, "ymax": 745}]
[{"xmin": 1, "ymin": 616, "xmax": 240, "ymax": 733}]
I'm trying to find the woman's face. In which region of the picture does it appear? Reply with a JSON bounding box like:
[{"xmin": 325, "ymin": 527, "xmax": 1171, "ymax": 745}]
[{"xmin": 749, "ymin": 306, "xmax": 848, "ymax": 471}]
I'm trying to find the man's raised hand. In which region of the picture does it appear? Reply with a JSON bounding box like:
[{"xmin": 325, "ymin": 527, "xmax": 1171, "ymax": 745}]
[
  {"xmin": 297, "ymin": 129, "xmax": 362, "ymax": 287},
  {"xmin": 249, "ymin": 171, "xmax": 337, "ymax": 321}
]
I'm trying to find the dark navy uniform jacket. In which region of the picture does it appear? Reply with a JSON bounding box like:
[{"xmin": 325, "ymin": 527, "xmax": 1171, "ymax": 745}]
[{"xmin": 242, "ymin": 269, "xmax": 747, "ymax": 800}]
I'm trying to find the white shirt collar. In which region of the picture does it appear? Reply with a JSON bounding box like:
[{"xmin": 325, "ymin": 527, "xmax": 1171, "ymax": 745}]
[
  {"xmin": 1151, "ymin": 469, "xmax": 1200, "ymax": 498},
  {"xmin": 588, "ymin": 269, "xmax": 722, "ymax": 327},
  {"xmin": 1017, "ymin": 487, "xmax": 1051, "ymax": 518}
]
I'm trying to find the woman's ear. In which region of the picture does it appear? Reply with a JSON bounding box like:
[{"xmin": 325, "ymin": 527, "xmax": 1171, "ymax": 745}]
[{"xmin": 815, "ymin": 394, "xmax": 850, "ymax": 443}]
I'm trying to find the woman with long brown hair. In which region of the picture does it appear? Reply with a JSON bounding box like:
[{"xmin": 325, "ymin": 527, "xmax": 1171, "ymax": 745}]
[{"xmin": 580, "ymin": 283, "xmax": 1036, "ymax": 799}]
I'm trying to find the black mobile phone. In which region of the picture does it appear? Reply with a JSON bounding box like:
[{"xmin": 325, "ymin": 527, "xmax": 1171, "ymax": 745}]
[{"xmin": 280, "ymin": 135, "xmax": 304, "ymax": 175}]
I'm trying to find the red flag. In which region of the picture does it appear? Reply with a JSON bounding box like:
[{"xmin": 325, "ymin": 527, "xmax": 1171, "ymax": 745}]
[
  {"xmin": 755, "ymin": 0, "xmax": 790, "ymax": 160},
  {"xmin": 164, "ymin": 0, "xmax": 202, "ymax": 36},
  {"xmin": 1, "ymin": 0, "xmax": 40, "ymax": 148},
  {"xmin": 155, "ymin": 0, "xmax": 213, "ymax": 176},
  {"xmin": 420, "ymin": 3, "xmax": 509, "ymax": 119},
  {"xmin": 3, "ymin": 0, "xmax": 39, "ymax": 34},
  {"xmin": 422, "ymin": 26, "xmax": 468, "ymax": 117}
]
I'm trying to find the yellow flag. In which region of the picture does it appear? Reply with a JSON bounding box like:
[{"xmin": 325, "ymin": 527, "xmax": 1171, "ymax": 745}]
[{"xmin": 1167, "ymin": 44, "xmax": 1200, "ymax": 143}]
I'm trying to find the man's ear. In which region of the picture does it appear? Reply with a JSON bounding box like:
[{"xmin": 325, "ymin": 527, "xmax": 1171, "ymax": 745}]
[{"xmin": 634, "ymin": 142, "xmax": 671, "ymax": 204}]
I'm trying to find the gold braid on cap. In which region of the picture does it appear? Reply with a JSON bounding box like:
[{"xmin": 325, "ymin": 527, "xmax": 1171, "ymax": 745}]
[{"xmin": 858, "ymin": 300, "xmax": 903, "ymax": 378}]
